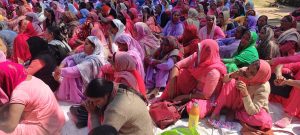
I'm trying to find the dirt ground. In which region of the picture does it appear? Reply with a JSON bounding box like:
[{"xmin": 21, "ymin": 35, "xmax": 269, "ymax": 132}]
[{"xmin": 253, "ymin": 0, "xmax": 299, "ymax": 28}]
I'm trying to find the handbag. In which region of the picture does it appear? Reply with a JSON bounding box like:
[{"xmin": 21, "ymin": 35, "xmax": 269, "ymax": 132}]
[
  {"xmin": 270, "ymin": 73, "xmax": 293, "ymax": 98},
  {"xmin": 149, "ymin": 101, "xmax": 181, "ymax": 129}
]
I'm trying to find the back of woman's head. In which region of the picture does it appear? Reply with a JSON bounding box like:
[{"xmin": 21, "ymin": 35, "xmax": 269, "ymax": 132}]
[
  {"xmin": 47, "ymin": 26, "xmax": 63, "ymax": 41},
  {"xmin": 85, "ymin": 78, "xmax": 114, "ymax": 98},
  {"xmin": 45, "ymin": 8, "xmax": 55, "ymax": 20},
  {"xmin": 88, "ymin": 125, "xmax": 118, "ymax": 135},
  {"xmin": 27, "ymin": 36, "xmax": 49, "ymax": 58},
  {"xmin": 79, "ymin": 2, "xmax": 87, "ymax": 10}
]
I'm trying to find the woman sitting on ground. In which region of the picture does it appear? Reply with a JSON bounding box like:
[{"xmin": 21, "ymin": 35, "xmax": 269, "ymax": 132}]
[
  {"xmin": 0, "ymin": 61, "xmax": 65, "ymax": 135},
  {"xmin": 269, "ymin": 62, "xmax": 300, "ymax": 128},
  {"xmin": 199, "ymin": 15, "xmax": 225, "ymax": 41},
  {"xmin": 217, "ymin": 26, "xmax": 248, "ymax": 58},
  {"xmin": 155, "ymin": 39, "xmax": 227, "ymax": 118},
  {"xmin": 54, "ymin": 36, "xmax": 107, "ymax": 103},
  {"xmin": 145, "ymin": 36, "xmax": 183, "ymax": 99},
  {"xmin": 43, "ymin": 26, "xmax": 72, "ymax": 65},
  {"xmin": 210, "ymin": 60, "xmax": 272, "ymax": 132},
  {"xmin": 26, "ymin": 36, "xmax": 59, "ymax": 91},
  {"xmin": 256, "ymin": 26, "xmax": 280, "ymax": 60},
  {"xmin": 223, "ymin": 31, "xmax": 259, "ymax": 73}
]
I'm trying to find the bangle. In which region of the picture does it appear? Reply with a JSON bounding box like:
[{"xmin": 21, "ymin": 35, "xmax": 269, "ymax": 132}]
[{"xmin": 189, "ymin": 93, "xmax": 192, "ymax": 99}]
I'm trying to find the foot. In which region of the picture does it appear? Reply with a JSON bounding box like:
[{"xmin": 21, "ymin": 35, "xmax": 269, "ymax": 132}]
[
  {"xmin": 275, "ymin": 114, "xmax": 293, "ymax": 128},
  {"xmin": 147, "ymin": 88, "xmax": 160, "ymax": 99}
]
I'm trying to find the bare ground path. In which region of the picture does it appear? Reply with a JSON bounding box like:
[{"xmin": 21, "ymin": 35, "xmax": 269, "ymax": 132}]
[{"xmin": 253, "ymin": 0, "xmax": 299, "ymax": 28}]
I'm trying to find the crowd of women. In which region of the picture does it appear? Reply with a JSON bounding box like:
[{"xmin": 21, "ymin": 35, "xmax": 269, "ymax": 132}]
[{"xmin": 0, "ymin": 0, "xmax": 300, "ymax": 134}]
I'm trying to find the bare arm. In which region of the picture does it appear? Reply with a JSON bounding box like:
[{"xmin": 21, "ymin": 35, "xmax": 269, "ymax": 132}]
[{"xmin": 0, "ymin": 103, "xmax": 25, "ymax": 133}]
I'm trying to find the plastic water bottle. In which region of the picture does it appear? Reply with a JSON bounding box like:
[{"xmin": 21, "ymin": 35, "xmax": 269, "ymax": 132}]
[{"xmin": 188, "ymin": 102, "xmax": 200, "ymax": 129}]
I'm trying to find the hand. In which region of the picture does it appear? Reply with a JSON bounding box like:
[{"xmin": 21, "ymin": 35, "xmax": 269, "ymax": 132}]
[
  {"xmin": 274, "ymin": 75, "xmax": 286, "ymax": 86},
  {"xmin": 83, "ymin": 100, "xmax": 97, "ymax": 113},
  {"xmin": 53, "ymin": 68, "xmax": 61, "ymax": 81},
  {"xmin": 223, "ymin": 74, "xmax": 232, "ymax": 83},
  {"xmin": 236, "ymin": 80, "xmax": 248, "ymax": 97}
]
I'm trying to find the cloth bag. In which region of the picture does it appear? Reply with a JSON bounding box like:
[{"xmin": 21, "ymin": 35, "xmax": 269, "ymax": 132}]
[{"xmin": 149, "ymin": 101, "xmax": 181, "ymax": 129}]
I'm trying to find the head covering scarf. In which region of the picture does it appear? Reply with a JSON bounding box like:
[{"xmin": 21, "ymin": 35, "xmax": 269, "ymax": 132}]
[
  {"xmin": 219, "ymin": 10, "xmax": 231, "ymax": 31},
  {"xmin": 257, "ymin": 26, "xmax": 280, "ymax": 59},
  {"xmin": 277, "ymin": 28, "xmax": 300, "ymax": 46},
  {"xmin": 88, "ymin": 12, "xmax": 99, "ymax": 22},
  {"xmin": 281, "ymin": 15, "xmax": 298, "ymax": 30},
  {"xmin": 25, "ymin": 12, "xmax": 43, "ymax": 35},
  {"xmin": 129, "ymin": 8, "xmax": 139, "ymax": 21},
  {"xmin": 115, "ymin": 34, "xmax": 145, "ymax": 59},
  {"xmin": 112, "ymin": 19, "xmax": 126, "ymax": 40},
  {"xmin": 16, "ymin": 5, "xmax": 27, "ymax": 16},
  {"xmin": 239, "ymin": 60, "xmax": 271, "ymax": 85},
  {"xmin": 13, "ymin": 22, "xmax": 37, "ymax": 62},
  {"xmin": 68, "ymin": 2, "xmax": 78, "ymax": 15},
  {"xmin": 189, "ymin": 39, "xmax": 227, "ymax": 79},
  {"xmin": 277, "ymin": 28, "xmax": 300, "ymax": 56},
  {"xmin": 72, "ymin": 36, "xmax": 108, "ymax": 85},
  {"xmin": 0, "ymin": 50, "xmax": 6, "ymax": 62},
  {"xmin": 134, "ymin": 22, "xmax": 160, "ymax": 55},
  {"xmin": 119, "ymin": 3, "xmax": 128, "ymax": 11},
  {"xmin": 199, "ymin": 15, "xmax": 217, "ymax": 40},
  {"xmin": 79, "ymin": 9, "xmax": 90, "ymax": 24},
  {"xmin": 244, "ymin": 0, "xmax": 254, "ymax": 13},
  {"xmin": 115, "ymin": 34, "xmax": 145, "ymax": 78},
  {"xmin": 258, "ymin": 26, "xmax": 274, "ymax": 47},
  {"xmin": 246, "ymin": 15, "xmax": 257, "ymax": 32},
  {"xmin": 163, "ymin": 10, "xmax": 184, "ymax": 37},
  {"xmin": 113, "ymin": 52, "xmax": 147, "ymax": 98},
  {"xmin": 186, "ymin": 8, "xmax": 200, "ymax": 30},
  {"xmin": 230, "ymin": 31, "xmax": 259, "ymax": 71},
  {"xmin": 154, "ymin": 36, "xmax": 182, "ymax": 60},
  {"xmin": 52, "ymin": 1, "xmax": 65, "ymax": 13},
  {"xmin": 0, "ymin": 61, "xmax": 27, "ymax": 99}
]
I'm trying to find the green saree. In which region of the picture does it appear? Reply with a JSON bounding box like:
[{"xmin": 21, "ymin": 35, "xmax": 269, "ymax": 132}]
[{"xmin": 223, "ymin": 31, "xmax": 259, "ymax": 73}]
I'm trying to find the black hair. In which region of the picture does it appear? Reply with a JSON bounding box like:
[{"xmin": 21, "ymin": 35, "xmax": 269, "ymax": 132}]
[
  {"xmin": 87, "ymin": 2, "xmax": 94, "ymax": 11},
  {"xmin": 47, "ymin": 26, "xmax": 64, "ymax": 41},
  {"xmin": 117, "ymin": 14, "xmax": 126, "ymax": 25},
  {"xmin": 237, "ymin": 25, "xmax": 248, "ymax": 35},
  {"xmin": 88, "ymin": 125, "xmax": 118, "ymax": 135},
  {"xmin": 85, "ymin": 79, "xmax": 114, "ymax": 98},
  {"xmin": 45, "ymin": 8, "xmax": 56, "ymax": 27},
  {"xmin": 79, "ymin": 2, "xmax": 87, "ymax": 10},
  {"xmin": 142, "ymin": 6, "xmax": 153, "ymax": 16},
  {"xmin": 27, "ymin": 36, "xmax": 49, "ymax": 59},
  {"xmin": 110, "ymin": 20, "xmax": 117, "ymax": 29}
]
